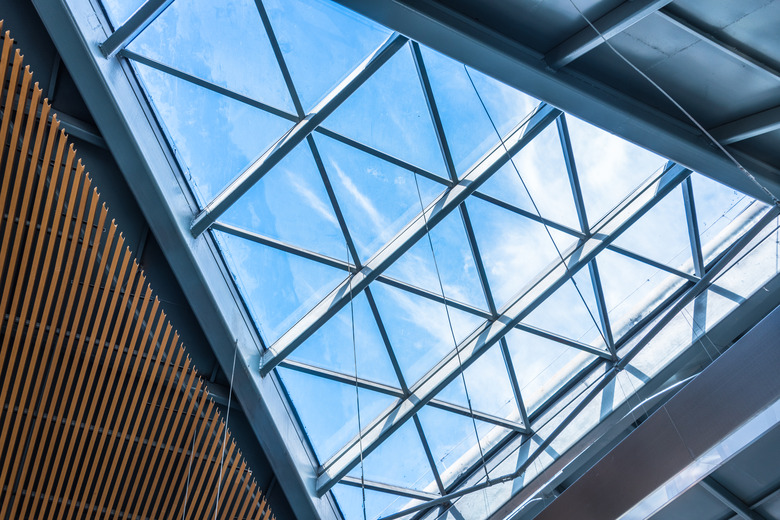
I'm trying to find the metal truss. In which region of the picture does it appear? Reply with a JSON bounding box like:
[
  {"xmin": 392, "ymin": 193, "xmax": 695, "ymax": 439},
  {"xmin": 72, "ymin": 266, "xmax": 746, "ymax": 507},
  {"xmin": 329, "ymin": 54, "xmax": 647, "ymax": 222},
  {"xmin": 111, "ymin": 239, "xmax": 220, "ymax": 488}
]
[
  {"xmin": 86, "ymin": 0, "xmax": 778, "ymax": 514},
  {"xmin": 316, "ymin": 163, "xmax": 692, "ymax": 494}
]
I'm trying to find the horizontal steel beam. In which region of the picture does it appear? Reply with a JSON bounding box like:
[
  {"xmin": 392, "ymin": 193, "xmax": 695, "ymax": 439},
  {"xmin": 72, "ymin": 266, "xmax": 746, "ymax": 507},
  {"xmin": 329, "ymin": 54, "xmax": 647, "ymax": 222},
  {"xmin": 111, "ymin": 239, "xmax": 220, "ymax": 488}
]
[
  {"xmin": 190, "ymin": 32, "xmax": 408, "ymax": 237},
  {"xmin": 710, "ymin": 106, "xmax": 780, "ymax": 145},
  {"xmin": 260, "ymin": 103, "xmax": 562, "ymax": 376},
  {"xmin": 340, "ymin": 476, "xmax": 440, "ymax": 501},
  {"xmin": 213, "ymin": 223, "xmax": 612, "ymax": 360},
  {"xmin": 546, "ymin": 0, "xmax": 673, "ymax": 69},
  {"xmin": 99, "ymin": 0, "xmax": 174, "ymax": 59},
  {"xmin": 315, "ymin": 164, "xmax": 691, "ymax": 494},
  {"xmin": 701, "ymin": 477, "xmax": 767, "ymax": 520},
  {"xmin": 278, "ymin": 359, "xmax": 529, "ymax": 433},
  {"xmin": 657, "ymin": 8, "xmax": 780, "ymax": 83}
]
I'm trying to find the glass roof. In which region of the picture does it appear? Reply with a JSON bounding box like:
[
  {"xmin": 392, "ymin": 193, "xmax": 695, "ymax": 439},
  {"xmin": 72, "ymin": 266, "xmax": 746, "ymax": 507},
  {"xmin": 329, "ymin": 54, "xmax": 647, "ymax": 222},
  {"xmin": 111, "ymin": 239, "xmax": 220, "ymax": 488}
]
[{"xmin": 97, "ymin": 0, "xmax": 774, "ymax": 518}]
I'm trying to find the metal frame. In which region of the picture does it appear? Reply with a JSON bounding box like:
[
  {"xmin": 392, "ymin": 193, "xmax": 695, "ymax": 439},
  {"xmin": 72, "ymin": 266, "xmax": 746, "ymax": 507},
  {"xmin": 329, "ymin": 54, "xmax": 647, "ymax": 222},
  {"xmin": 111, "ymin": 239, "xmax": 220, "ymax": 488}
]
[{"xmin": 52, "ymin": 0, "xmax": 780, "ymax": 516}]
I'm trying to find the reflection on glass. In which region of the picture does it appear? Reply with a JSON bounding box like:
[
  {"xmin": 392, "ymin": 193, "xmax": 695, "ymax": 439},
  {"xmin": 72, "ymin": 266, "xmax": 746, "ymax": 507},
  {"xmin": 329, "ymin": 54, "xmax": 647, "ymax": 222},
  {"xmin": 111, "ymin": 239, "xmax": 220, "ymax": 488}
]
[{"xmin": 100, "ymin": 0, "xmax": 146, "ymax": 27}]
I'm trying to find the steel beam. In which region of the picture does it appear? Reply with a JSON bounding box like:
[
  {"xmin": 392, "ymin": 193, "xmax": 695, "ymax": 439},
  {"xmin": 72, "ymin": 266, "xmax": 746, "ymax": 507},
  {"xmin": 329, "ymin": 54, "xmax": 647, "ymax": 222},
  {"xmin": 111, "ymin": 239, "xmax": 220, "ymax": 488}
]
[
  {"xmin": 340, "ymin": 476, "xmax": 440, "ymax": 501},
  {"xmin": 710, "ymin": 106, "xmax": 780, "ymax": 145},
  {"xmin": 545, "ymin": 0, "xmax": 673, "ymax": 69},
  {"xmin": 259, "ymin": 103, "xmax": 562, "ymax": 375},
  {"xmin": 682, "ymin": 176, "xmax": 705, "ymax": 277},
  {"xmin": 315, "ymin": 164, "xmax": 691, "ymax": 494},
  {"xmin": 190, "ymin": 33, "xmax": 407, "ymax": 237},
  {"xmin": 330, "ymin": 0, "xmax": 780, "ymax": 203},
  {"xmin": 99, "ymin": 0, "xmax": 174, "ymax": 59},
  {"xmin": 657, "ymin": 8, "xmax": 780, "ymax": 83},
  {"xmin": 701, "ymin": 477, "xmax": 767, "ymax": 520},
  {"xmin": 278, "ymin": 359, "xmax": 529, "ymax": 433}
]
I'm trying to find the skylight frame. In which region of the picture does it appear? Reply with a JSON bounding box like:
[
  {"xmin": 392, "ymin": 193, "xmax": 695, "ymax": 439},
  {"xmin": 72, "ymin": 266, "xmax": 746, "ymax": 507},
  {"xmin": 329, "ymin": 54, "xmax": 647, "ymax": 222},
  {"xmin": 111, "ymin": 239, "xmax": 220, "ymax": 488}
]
[{"xmin": 54, "ymin": 0, "xmax": 780, "ymax": 518}]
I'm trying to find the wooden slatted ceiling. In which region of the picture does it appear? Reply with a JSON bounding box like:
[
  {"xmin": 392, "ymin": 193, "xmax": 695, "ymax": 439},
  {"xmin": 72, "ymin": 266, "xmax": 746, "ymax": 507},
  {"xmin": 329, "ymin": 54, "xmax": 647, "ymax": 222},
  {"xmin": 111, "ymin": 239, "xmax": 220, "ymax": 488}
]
[{"xmin": 0, "ymin": 23, "xmax": 276, "ymax": 520}]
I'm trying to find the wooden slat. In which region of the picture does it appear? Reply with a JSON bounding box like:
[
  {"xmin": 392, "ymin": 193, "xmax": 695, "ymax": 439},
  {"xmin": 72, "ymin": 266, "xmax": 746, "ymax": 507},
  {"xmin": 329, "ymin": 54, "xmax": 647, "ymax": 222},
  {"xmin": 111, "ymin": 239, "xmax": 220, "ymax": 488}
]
[{"xmin": 0, "ymin": 24, "xmax": 276, "ymax": 520}]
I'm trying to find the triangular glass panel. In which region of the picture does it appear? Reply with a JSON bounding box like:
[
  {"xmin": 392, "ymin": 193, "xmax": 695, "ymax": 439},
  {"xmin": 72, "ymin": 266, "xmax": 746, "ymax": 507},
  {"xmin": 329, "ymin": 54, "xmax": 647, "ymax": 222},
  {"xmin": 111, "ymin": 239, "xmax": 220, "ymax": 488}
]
[
  {"xmin": 521, "ymin": 271, "xmax": 609, "ymax": 350},
  {"xmin": 277, "ymin": 367, "xmax": 396, "ymax": 463},
  {"xmin": 263, "ymin": 0, "xmax": 392, "ymax": 111},
  {"xmin": 611, "ymin": 184, "xmax": 694, "ymax": 273},
  {"xmin": 418, "ymin": 45, "xmax": 538, "ymax": 175},
  {"xmin": 417, "ymin": 406, "xmax": 510, "ymax": 487},
  {"xmin": 691, "ymin": 172, "xmax": 767, "ymax": 263},
  {"xmin": 314, "ymin": 133, "xmax": 444, "ymax": 263},
  {"xmin": 133, "ymin": 62, "xmax": 293, "ymax": 206},
  {"xmin": 504, "ymin": 328, "xmax": 598, "ymax": 415},
  {"xmin": 478, "ymin": 122, "xmax": 582, "ymax": 230},
  {"xmin": 435, "ymin": 344, "xmax": 521, "ymax": 422},
  {"xmin": 347, "ymin": 421, "xmax": 436, "ymax": 492},
  {"xmin": 325, "ymin": 43, "xmax": 447, "ymax": 178},
  {"xmin": 129, "ymin": 0, "xmax": 294, "ymax": 113},
  {"xmin": 101, "ymin": 0, "xmax": 145, "ymax": 27},
  {"xmin": 212, "ymin": 230, "xmax": 347, "ymax": 345},
  {"xmin": 368, "ymin": 283, "xmax": 484, "ymax": 386},
  {"xmin": 465, "ymin": 197, "xmax": 577, "ymax": 310},
  {"xmin": 565, "ymin": 115, "xmax": 668, "ymax": 224},
  {"xmin": 382, "ymin": 209, "xmax": 488, "ymax": 311},
  {"xmin": 220, "ymin": 142, "xmax": 348, "ymax": 260},
  {"xmin": 289, "ymin": 291, "xmax": 401, "ymax": 387},
  {"xmin": 332, "ymin": 484, "xmax": 423, "ymax": 520},
  {"xmin": 594, "ymin": 249, "xmax": 688, "ymax": 341}
]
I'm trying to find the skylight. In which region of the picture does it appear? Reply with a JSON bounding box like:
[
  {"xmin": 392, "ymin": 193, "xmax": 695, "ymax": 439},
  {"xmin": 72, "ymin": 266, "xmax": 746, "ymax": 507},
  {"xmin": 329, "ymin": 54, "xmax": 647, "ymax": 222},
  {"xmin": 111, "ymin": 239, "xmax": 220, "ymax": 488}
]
[{"xmin": 91, "ymin": 0, "xmax": 777, "ymax": 518}]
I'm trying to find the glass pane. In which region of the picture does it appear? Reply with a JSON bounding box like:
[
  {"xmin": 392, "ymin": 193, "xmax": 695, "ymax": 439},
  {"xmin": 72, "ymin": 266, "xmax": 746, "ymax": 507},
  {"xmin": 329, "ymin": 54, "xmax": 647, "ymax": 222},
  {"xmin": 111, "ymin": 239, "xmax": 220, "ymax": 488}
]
[
  {"xmin": 220, "ymin": 142, "xmax": 348, "ymax": 260},
  {"xmin": 383, "ymin": 209, "xmax": 488, "ymax": 311},
  {"xmin": 101, "ymin": 0, "xmax": 146, "ymax": 27},
  {"xmin": 691, "ymin": 172, "xmax": 768, "ymax": 264},
  {"xmin": 435, "ymin": 345, "xmax": 520, "ymax": 421},
  {"xmin": 369, "ymin": 283, "xmax": 484, "ymax": 386},
  {"xmin": 347, "ymin": 421, "xmax": 435, "ymax": 491},
  {"xmin": 419, "ymin": 45, "xmax": 537, "ymax": 175},
  {"xmin": 417, "ymin": 406, "xmax": 509, "ymax": 487},
  {"xmin": 263, "ymin": 0, "xmax": 392, "ymax": 111},
  {"xmin": 133, "ymin": 62, "xmax": 292, "ymax": 205},
  {"xmin": 213, "ymin": 230, "xmax": 346, "ymax": 345},
  {"xmin": 611, "ymin": 184, "xmax": 693, "ymax": 272},
  {"xmin": 522, "ymin": 274, "xmax": 608, "ymax": 350},
  {"xmin": 315, "ymin": 133, "xmax": 443, "ymax": 263},
  {"xmin": 278, "ymin": 367, "xmax": 396, "ymax": 463},
  {"xmin": 465, "ymin": 197, "xmax": 576, "ymax": 310},
  {"xmin": 129, "ymin": 0, "xmax": 294, "ymax": 113},
  {"xmin": 325, "ymin": 44, "xmax": 447, "ymax": 177},
  {"xmin": 505, "ymin": 328, "xmax": 597, "ymax": 415},
  {"xmin": 478, "ymin": 122, "xmax": 581, "ymax": 230},
  {"xmin": 289, "ymin": 292, "xmax": 402, "ymax": 387},
  {"xmin": 566, "ymin": 115, "xmax": 668, "ymax": 224},
  {"xmin": 595, "ymin": 250, "xmax": 688, "ymax": 341},
  {"xmin": 332, "ymin": 485, "xmax": 423, "ymax": 520}
]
